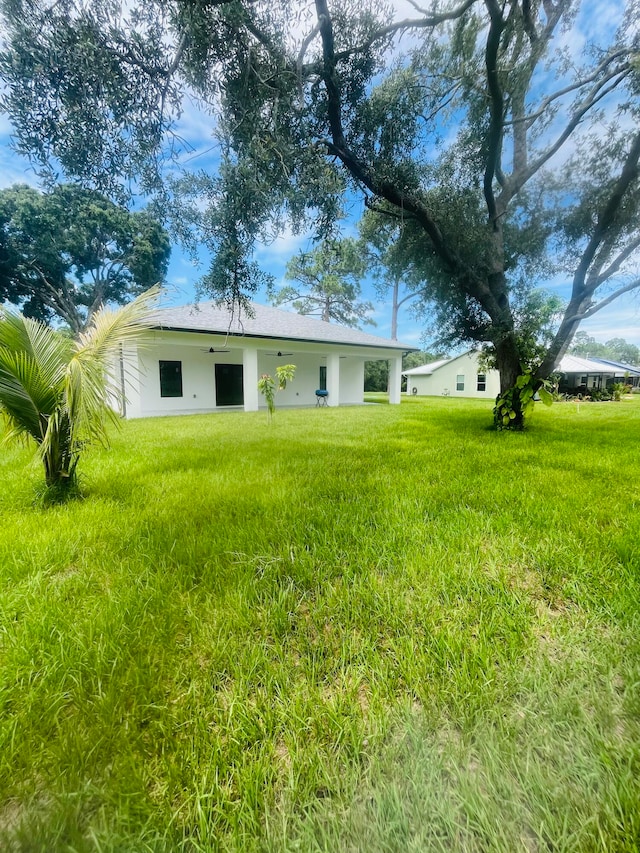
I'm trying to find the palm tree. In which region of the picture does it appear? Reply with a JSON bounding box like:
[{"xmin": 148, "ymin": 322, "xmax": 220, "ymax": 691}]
[{"xmin": 0, "ymin": 287, "xmax": 159, "ymax": 497}]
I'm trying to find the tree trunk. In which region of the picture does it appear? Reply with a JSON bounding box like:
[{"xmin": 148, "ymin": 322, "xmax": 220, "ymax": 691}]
[
  {"xmin": 41, "ymin": 415, "xmax": 79, "ymax": 497},
  {"xmin": 495, "ymin": 336, "xmax": 521, "ymax": 395},
  {"xmin": 493, "ymin": 335, "xmax": 528, "ymax": 430},
  {"xmin": 391, "ymin": 279, "xmax": 399, "ymax": 340}
]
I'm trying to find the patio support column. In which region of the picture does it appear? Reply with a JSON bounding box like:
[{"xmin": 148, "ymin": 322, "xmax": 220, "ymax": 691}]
[
  {"xmin": 389, "ymin": 355, "xmax": 402, "ymax": 404},
  {"xmin": 327, "ymin": 353, "xmax": 340, "ymax": 406},
  {"xmin": 243, "ymin": 347, "xmax": 259, "ymax": 412}
]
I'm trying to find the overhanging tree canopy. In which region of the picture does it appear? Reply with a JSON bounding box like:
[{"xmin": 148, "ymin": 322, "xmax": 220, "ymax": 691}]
[{"xmin": 1, "ymin": 0, "xmax": 639, "ymax": 426}]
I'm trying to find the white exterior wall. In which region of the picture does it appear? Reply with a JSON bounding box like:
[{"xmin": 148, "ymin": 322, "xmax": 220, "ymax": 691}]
[
  {"xmin": 263, "ymin": 352, "xmax": 327, "ymax": 408},
  {"xmin": 339, "ymin": 358, "xmax": 365, "ymax": 404},
  {"xmin": 121, "ymin": 330, "xmax": 402, "ymax": 418},
  {"xmin": 134, "ymin": 342, "xmax": 244, "ymax": 416},
  {"xmin": 406, "ymin": 352, "xmax": 500, "ymax": 399}
]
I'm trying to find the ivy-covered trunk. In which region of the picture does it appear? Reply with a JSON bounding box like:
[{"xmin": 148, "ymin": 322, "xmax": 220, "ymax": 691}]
[
  {"xmin": 493, "ymin": 336, "xmax": 555, "ymax": 430},
  {"xmin": 493, "ymin": 336, "xmax": 528, "ymax": 430}
]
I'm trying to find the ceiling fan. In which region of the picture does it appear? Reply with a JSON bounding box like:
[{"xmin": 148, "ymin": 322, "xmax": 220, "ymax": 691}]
[
  {"xmin": 265, "ymin": 350, "xmax": 294, "ymax": 357},
  {"xmin": 201, "ymin": 347, "xmax": 230, "ymax": 353}
]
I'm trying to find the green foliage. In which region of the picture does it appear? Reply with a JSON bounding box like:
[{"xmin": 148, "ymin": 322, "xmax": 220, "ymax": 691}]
[
  {"xmin": 270, "ymin": 238, "xmax": 373, "ymax": 328},
  {"xmin": 183, "ymin": 157, "xmax": 276, "ymax": 313},
  {"xmin": 0, "ymin": 287, "xmax": 159, "ymax": 496},
  {"xmin": 583, "ymin": 384, "xmax": 630, "ymax": 403},
  {"xmin": 611, "ymin": 382, "xmax": 632, "ymax": 401},
  {"xmin": 0, "ymin": 184, "xmax": 170, "ymax": 332},
  {"xmin": 258, "ymin": 363, "xmax": 296, "ymax": 419},
  {"xmin": 0, "ymin": 0, "xmax": 183, "ymax": 202},
  {"xmin": 569, "ymin": 333, "xmax": 640, "ymax": 365},
  {"xmin": 364, "ymin": 359, "xmax": 388, "ymax": 392},
  {"xmin": 1, "ymin": 0, "xmax": 639, "ymax": 418},
  {"xmin": 493, "ymin": 371, "xmax": 554, "ymax": 431}
]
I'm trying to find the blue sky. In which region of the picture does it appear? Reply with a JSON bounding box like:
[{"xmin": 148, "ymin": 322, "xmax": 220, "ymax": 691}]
[{"xmin": 1, "ymin": 0, "xmax": 638, "ymax": 349}]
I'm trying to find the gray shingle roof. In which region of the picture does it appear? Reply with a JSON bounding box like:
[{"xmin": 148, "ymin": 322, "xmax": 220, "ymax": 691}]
[
  {"xmin": 589, "ymin": 357, "xmax": 640, "ymax": 375},
  {"xmin": 558, "ymin": 354, "xmax": 618, "ymax": 374},
  {"xmin": 151, "ymin": 301, "xmax": 415, "ymax": 351}
]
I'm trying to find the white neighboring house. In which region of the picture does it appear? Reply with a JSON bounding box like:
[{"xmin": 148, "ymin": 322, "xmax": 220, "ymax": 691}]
[
  {"xmin": 403, "ymin": 350, "xmax": 640, "ymax": 400},
  {"xmin": 403, "ymin": 351, "xmax": 500, "ymax": 399},
  {"xmin": 118, "ymin": 301, "xmax": 415, "ymax": 418}
]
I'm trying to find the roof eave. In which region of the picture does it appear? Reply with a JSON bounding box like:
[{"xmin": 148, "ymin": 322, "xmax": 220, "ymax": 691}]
[{"xmin": 151, "ymin": 324, "xmax": 416, "ymax": 352}]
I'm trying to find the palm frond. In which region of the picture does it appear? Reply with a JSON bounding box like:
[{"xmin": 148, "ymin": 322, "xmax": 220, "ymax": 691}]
[
  {"xmin": 63, "ymin": 286, "xmax": 161, "ymax": 450},
  {"xmin": 0, "ymin": 353, "xmax": 49, "ymax": 441},
  {"xmin": 0, "ymin": 314, "xmax": 70, "ymax": 443},
  {"xmin": 74, "ymin": 285, "xmax": 161, "ymax": 363},
  {"xmin": 2, "ymin": 288, "xmax": 160, "ymax": 493}
]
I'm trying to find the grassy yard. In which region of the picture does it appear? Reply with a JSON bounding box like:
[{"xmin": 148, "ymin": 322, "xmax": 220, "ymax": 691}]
[{"xmin": 1, "ymin": 396, "xmax": 639, "ymax": 852}]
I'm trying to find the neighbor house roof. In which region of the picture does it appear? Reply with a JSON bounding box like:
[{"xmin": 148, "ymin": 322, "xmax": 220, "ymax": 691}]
[
  {"xmin": 402, "ymin": 351, "xmax": 471, "ymax": 376},
  {"xmin": 557, "ymin": 354, "xmax": 618, "ymax": 374},
  {"xmin": 402, "ymin": 351, "xmax": 630, "ymax": 378},
  {"xmin": 151, "ymin": 301, "xmax": 415, "ymax": 351},
  {"xmin": 589, "ymin": 357, "xmax": 640, "ymax": 376}
]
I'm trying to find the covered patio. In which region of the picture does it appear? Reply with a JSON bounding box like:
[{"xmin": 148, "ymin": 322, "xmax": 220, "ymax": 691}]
[{"xmin": 119, "ymin": 301, "xmax": 415, "ymax": 418}]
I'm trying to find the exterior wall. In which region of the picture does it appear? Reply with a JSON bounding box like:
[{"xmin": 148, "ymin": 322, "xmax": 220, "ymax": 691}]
[
  {"xmin": 338, "ymin": 358, "xmax": 365, "ymax": 404},
  {"xmin": 262, "ymin": 352, "xmax": 328, "ymax": 408},
  {"xmin": 405, "ymin": 352, "xmax": 500, "ymax": 399},
  {"xmin": 121, "ymin": 330, "xmax": 400, "ymax": 418}
]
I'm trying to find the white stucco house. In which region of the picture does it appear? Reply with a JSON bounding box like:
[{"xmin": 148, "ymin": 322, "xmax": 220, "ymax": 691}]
[
  {"xmin": 118, "ymin": 301, "xmax": 415, "ymax": 418},
  {"xmin": 403, "ymin": 351, "xmax": 501, "ymax": 399},
  {"xmin": 403, "ymin": 349, "xmax": 640, "ymax": 399}
]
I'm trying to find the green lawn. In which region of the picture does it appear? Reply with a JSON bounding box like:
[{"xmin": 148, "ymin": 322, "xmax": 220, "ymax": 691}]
[{"xmin": 1, "ymin": 396, "xmax": 639, "ymax": 852}]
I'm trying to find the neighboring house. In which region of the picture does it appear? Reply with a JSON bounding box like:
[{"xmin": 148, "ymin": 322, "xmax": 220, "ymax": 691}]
[
  {"xmin": 403, "ymin": 351, "xmax": 501, "ymax": 399},
  {"xmin": 403, "ymin": 350, "xmax": 640, "ymax": 399},
  {"xmin": 589, "ymin": 357, "xmax": 640, "ymax": 389},
  {"xmin": 556, "ymin": 354, "xmax": 629, "ymax": 392},
  {"xmin": 119, "ymin": 301, "xmax": 415, "ymax": 418}
]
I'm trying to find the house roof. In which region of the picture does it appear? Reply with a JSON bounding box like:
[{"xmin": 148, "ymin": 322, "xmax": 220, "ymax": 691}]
[
  {"xmin": 588, "ymin": 357, "xmax": 640, "ymax": 376},
  {"xmin": 151, "ymin": 301, "xmax": 415, "ymax": 351},
  {"xmin": 402, "ymin": 351, "xmax": 472, "ymax": 376},
  {"xmin": 403, "ymin": 350, "xmax": 633, "ymax": 378},
  {"xmin": 558, "ymin": 354, "xmax": 618, "ymax": 374}
]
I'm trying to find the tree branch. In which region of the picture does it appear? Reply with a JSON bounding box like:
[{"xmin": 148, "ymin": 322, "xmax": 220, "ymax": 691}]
[
  {"xmin": 314, "ymin": 1, "xmax": 496, "ymax": 309},
  {"xmin": 593, "ymin": 235, "xmax": 640, "ymax": 287},
  {"xmin": 503, "ymin": 50, "xmax": 631, "ymax": 131},
  {"xmin": 363, "ymin": 196, "xmax": 418, "ymax": 221},
  {"xmin": 573, "ymin": 131, "xmax": 640, "ymax": 293},
  {"xmin": 301, "ymin": 0, "xmax": 478, "ymax": 75},
  {"xmin": 565, "ymin": 278, "xmax": 640, "ymax": 322},
  {"xmin": 510, "ymin": 65, "xmax": 631, "ymax": 195},
  {"xmin": 483, "ymin": 0, "xmax": 505, "ymax": 226}
]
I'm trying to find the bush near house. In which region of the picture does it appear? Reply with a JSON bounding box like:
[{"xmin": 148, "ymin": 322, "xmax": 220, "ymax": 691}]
[
  {"xmin": 562, "ymin": 382, "xmax": 633, "ymax": 401},
  {"xmin": 1, "ymin": 397, "xmax": 639, "ymax": 851}
]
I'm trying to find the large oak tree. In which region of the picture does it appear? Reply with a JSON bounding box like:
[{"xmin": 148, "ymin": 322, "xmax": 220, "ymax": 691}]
[
  {"xmin": 1, "ymin": 0, "xmax": 639, "ymax": 425},
  {"xmin": 0, "ymin": 184, "xmax": 170, "ymax": 333}
]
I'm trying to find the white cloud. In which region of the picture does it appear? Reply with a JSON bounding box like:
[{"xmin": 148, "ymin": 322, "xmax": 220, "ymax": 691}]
[{"xmin": 255, "ymin": 227, "xmax": 313, "ymax": 269}]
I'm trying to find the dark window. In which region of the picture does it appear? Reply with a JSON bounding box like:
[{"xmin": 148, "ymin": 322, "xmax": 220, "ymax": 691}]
[
  {"xmin": 159, "ymin": 360, "xmax": 183, "ymax": 397},
  {"xmin": 319, "ymin": 365, "xmax": 327, "ymax": 391},
  {"xmin": 477, "ymin": 373, "xmax": 486, "ymax": 392},
  {"xmin": 456, "ymin": 374, "xmax": 465, "ymax": 391}
]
